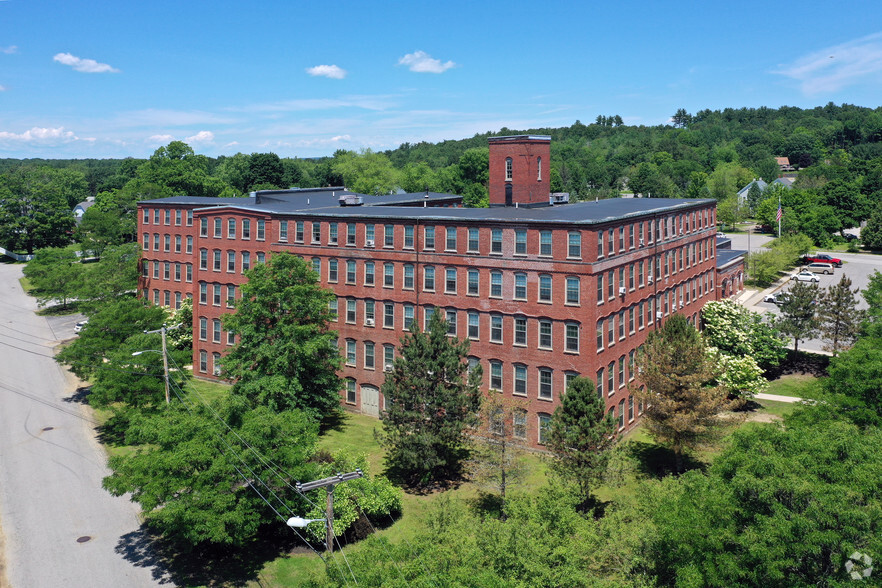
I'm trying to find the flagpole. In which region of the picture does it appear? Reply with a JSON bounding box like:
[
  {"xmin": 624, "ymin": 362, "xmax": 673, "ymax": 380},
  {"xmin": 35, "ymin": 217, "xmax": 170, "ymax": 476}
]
[{"xmin": 777, "ymin": 193, "xmax": 781, "ymax": 238}]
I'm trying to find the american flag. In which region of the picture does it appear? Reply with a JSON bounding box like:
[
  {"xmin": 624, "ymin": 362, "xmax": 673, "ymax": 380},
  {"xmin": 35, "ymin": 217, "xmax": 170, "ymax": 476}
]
[{"xmin": 776, "ymin": 205, "xmax": 782, "ymax": 222}]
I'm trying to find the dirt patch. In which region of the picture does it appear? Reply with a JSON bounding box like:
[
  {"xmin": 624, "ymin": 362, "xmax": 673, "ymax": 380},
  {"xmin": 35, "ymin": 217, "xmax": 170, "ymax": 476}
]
[{"xmin": 745, "ymin": 411, "xmax": 781, "ymax": 423}]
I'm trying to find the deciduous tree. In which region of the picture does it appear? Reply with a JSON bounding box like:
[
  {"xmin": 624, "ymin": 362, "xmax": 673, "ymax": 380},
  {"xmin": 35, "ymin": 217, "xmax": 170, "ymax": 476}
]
[
  {"xmin": 22, "ymin": 245, "xmax": 81, "ymax": 308},
  {"xmin": 701, "ymin": 299, "xmax": 786, "ymax": 369},
  {"xmin": 378, "ymin": 311, "xmax": 482, "ymax": 486},
  {"xmin": 547, "ymin": 376, "xmax": 618, "ymax": 506},
  {"xmin": 634, "ymin": 315, "xmax": 735, "ymax": 473},
  {"xmin": 221, "ymin": 252, "xmax": 341, "ymax": 419}
]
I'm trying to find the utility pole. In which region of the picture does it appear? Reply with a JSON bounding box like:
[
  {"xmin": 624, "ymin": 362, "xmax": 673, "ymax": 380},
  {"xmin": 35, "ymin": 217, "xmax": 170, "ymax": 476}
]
[
  {"xmin": 296, "ymin": 470, "xmax": 363, "ymax": 552},
  {"xmin": 144, "ymin": 325, "xmax": 174, "ymax": 404}
]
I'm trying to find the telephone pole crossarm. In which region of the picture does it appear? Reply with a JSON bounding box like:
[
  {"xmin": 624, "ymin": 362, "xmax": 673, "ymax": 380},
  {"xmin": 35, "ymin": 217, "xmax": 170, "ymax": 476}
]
[{"xmin": 295, "ymin": 469, "xmax": 363, "ymax": 552}]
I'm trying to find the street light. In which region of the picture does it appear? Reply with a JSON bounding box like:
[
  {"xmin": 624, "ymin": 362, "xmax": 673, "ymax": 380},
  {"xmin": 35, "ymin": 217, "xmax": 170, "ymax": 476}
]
[{"xmin": 286, "ymin": 516, "xmax": 325, "ymax": 528}]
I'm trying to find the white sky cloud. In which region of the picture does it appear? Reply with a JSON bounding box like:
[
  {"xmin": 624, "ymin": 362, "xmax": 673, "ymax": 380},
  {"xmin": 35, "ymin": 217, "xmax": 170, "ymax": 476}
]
[
  {"xmin": 772, "ymin": 32, "xmax": 882, "ymax": 94},
  {"xmin": 0, "ymin": 46, "xmax": 17, "ymax": 54},
  {"xmin": 185, "ymin": 130, "xmax": 214, "ymax": 144},
  {"xmin": 0, "ymin": 126, "xmax": 79, "ymax": 144},
  {"xmin": 53, "ymin": 52, "xmax": 120, "ymax": 73},
  {"xmin": 397, "ymin": 51, "xmax": 456, "ymax": 74},
  {"xmin": 147, "ymin": 134, "xmax": 175, "ymax": 143},
  {"xmin": 0, "ymin": 85, "xmax": 6, "ymax": 92},
  {"xmin": 306, "ymin": 64, "xmax": 347, "ymax": 79}
]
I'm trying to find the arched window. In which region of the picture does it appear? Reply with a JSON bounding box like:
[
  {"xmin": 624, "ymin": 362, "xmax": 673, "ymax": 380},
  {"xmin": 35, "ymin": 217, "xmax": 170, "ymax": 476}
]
[
  {"xmin": 537, "ymin": 156, "xmax": 542, "ymax": 181},
  {"xmin": 505, "ymin": 157, "xmax": 513, "ymax": 181}
]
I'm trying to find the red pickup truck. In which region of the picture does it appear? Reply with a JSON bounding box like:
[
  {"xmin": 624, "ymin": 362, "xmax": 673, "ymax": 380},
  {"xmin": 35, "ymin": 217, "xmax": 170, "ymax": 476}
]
[{"xmin": 802, "ymin": 253, "xmax": 843, "ymax": 267}]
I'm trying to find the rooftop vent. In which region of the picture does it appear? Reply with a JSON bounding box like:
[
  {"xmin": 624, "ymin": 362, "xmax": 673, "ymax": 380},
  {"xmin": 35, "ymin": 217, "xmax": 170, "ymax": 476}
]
[
  {"xmin": 338, "ymin": 194, "xmax": 364, "ymax": 207},
  {"xmin": 550, "ymin": 192, "xmax": 570, "ymax": 205}
]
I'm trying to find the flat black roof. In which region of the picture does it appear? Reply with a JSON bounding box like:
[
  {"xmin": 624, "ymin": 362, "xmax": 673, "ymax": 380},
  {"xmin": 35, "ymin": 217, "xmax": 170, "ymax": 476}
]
[{"xmin": 140, "ymin": 190, "xmax": 713, "ymax": 227}]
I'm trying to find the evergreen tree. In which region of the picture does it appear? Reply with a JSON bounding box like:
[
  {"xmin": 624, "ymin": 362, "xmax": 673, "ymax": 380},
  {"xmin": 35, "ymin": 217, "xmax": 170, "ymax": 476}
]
[
  {"xmin": 547, "ymin": 376, "xmax": 618, "ymax": 506},
  {"xmin": 818, "ymin": 275, "xmax": 864, "ymax": 355},
  {"xmin": 221, "ymin": 252, "xmax": 341, "ymax": 419},
  {"xmin": 777, "ymin": 281, "xmax": 820, "ymax": 353},
  {"xmin": 634, "ymin": 315, "xmax": 734, "ymax": 473},
  {"xmin": 378, "ymin": 311, "xmax": 482, "ymax": 486}
]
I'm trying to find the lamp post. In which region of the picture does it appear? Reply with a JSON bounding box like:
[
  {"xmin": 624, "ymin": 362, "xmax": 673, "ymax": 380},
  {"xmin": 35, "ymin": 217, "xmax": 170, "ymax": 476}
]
[{"xmin": 294, "ymin": 470, "xmax": 364, "ymax": 552}]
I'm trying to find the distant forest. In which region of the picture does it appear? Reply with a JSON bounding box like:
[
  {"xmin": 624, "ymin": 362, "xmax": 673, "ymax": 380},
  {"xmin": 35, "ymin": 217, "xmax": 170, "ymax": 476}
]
[{"xmin": 3, "ymin": 102, "xmax": 882, "ymax": 253}]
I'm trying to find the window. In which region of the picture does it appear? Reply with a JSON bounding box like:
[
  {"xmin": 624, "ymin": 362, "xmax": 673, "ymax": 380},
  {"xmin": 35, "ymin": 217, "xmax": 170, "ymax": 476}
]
[
  {"xmin": 311, "ymin": 257, "xmax": 321, "ymax": 276},
  {"xmin": 213, "ymin": 319, "xmax": 222, "ymax": 343},
  {"xmin": 514, "ymin": 365, "xmax": 527, "ymax": 396},
  {"xmin": 164, "ymin": 210, "xmax": 171, "ymax": 225},
  {"xmin": 424, "ymin": 226, "xmax": 435, "ymax": 250},
  {"xmin": 242, "ymin": 219, "xmax": 251, "ymax": 240},
  {"xmin": 539, "ymin": 275, "xmax": 552, "ymax": 302},
  {"xmin": 423, "ymin": 306, "xmax": 435, "ymax": 331},
  {"xmin": 424, "ymin": 266, "xmax": 435, "ymax": 291},
  {"xmin": 163, "ymin": 234, "xmax": 170, "ymax": 252},
  {"xmin": 619, "ymin": 356, "xmax": 626, "ymax": 388},
  {"xmin": 199, "ymin": 317, "xmax": 207, "ymax": 340},
  {"xmin": 346, "ymin": 260, "xmax": 356, "ymax": 284},
  {"xmin": 329, "ymin": 222, "xmax": 338, "ymax": 244},
  {"xmin": 186, "ymin": 236, "xmax": 193, "ymax": 254},
  {"xmin": 365, "ymin": 300, "xmax": 375, "ymax": 324},
  {"xmin": 312, "ymin": 222, "xmax": 321, "ymax": 243},
  {"xmin": 213, "ymin": 284, "xmax": 221, "ymax": 306},
  {"xmin": 490, "ymin": 314, "xmax": 503, "ymax": 343},
  {"xmin": 328, "ymin": 259, "xmax": 338, "ymax": 282},
  {"xmin": 226, "ymin": 251, "xmax": 235, "ymax": 273},
  {"xmin": 468, "ymin": 228, "xmax": 479, "ymax": 252},
  {"xmin": 329, "ymin": 297, "xmax": 338, "ymax": 320},
  {"xmin": 619, "ymin": 226, "xmax": 625, "ymax": 251},
  {"xmin": 199, "ymin": 282, "xmax": 207, "ymax": 305},
  {"xmin": 513, "ymin": 409, "xmax": 527, "ymax": 439},
  {"xmin": 175, "ymin": 235, "xmax": 181, "ymax": 253},
  {"xmin": 383, "ymin": 224, "xmax": 394, "ymax": 248},
  {"xmin": 618, "ymin": 400, "xmax": 626, "ymax": 429},
  {"xmin": 629, "ymin": 350, "xmax": 636, "ymax": 381},
  {"xmin": 152, "ymin": 261, "xmax": 160, "ymax": 279},
  {"xmin": 403, "ymin": 264, "xmax": 414, "ymax": 289},
  {"xmin": 608, "ymin": 362, "xmax": 615, "ymax": 396},
  {"xmin": 566, "ymin": 276, "xmax": 580, "ymax": 305},
  {"xmin": 446, "ymin": 309, "xmax": 457, "ymax": 336},
  {"xmin": 346, "ymin": 299, "xmax": 356, "ymax": 323},
  {"xmin": 346, "ymin": 340, "xmax": 356, "ymax": 366},
  {"xmin": 515, "ymin": 229, "xmax": 527, "ymax": 254},
  {"xmin": 256, "ymin": 219, "xmax": 265, "ymax": 240},
  {"xmin": 364, "ymin": 342, "xmax": 375, "ymax": 369},
  {"xmin": 608, "ymin": 228, "xmax": 615, "ymax": 256},
  {"xmin": 446, "ymin": 226, "xmax": 457, "ymax": 251},
  {"xmin": 468, "ymin": 312, "xmax": 479, "ymax": 339},
  {"xmin": 629, "ymin": 224, "xmax": 635, "ymax": 249},
  {"xmin": 629, "ymin": 264, "xmax": 635, "ymax": 290},
  {"xmin": 404, "ymin": 225, "xmax": 414, "ymax": 248},
  {"xmin": 539, "ymin": 368, "xmax": 553, "ymax": 400},
  {"xmin": 143, "ymin": 208, "xmax": 150, "ymax": 224},
  {"xmin": 384, "ymin": 263, "xmax": 394, "ymax": 287},
  {"xmin": 608, "ymin": 316, "xmax": 615, "ymax": 346},
  {"xmin": 200, "ymin": 217, "xmax": 208, "ymax": 237},
  {"xmin": 242, "ymin": 252, "xmax": 250, "ymax": 272},
  {"xmin": 539, "ymin": 320, "xmax": 552, "ymax": 349},
  {"xmin": 538, "ymin": 414, "xmax": 551, "ymax": 444},
  {"xmin": 153, "ymin": 234, "xmax": 160, "ymax": 251},
  {"xmin": 346, "ymin": 379, "xmax": 356, "ymax": 404},
  {"xmin": 618, "ymin": 310, "xmax": 625, "ymax": 340},
  {"xmin": 596, "ymin": 321, "xmax": 604, "ymax": 351},
  {"xmin": 175, "ymin": 292, "xmax": 182, "ymax": 309},
  {"xmin": 629, "ymin": 307, "xmax": 635, "ymax": 334},
  {"xmin": 491, "ymin": 229, "xmax": 502, "ymax": 253},
  {"xmin": 565, "ymin": 323, "xmax": 579, "ymax": 353},
  {"xmin": 445, "ymin": 268, "xmax": 457, "ymax": 293},
  {"xmin": 514, "ymin": 316, "xmax": 527, "ymax": 345},
  {"xmin": 596, "ymin": 369, "xmax": 604, "ymax": 398},
  {"xmin": 490, "ymin": 361, "xmax": 503, "ymax": 390},
  {"xmin": 199, "ymin": 350, "xmax": 207, "ymax": 373},
  {"xmin": 568, "ymin": 232, "xmax": 581, "ymax": 258},
  {"xmin": 404, "ymin": 305, "xmax": 414, "ymax": 330},
  {"xmin": 364, "ymin": 261, "xmax": 375, "ymax": 286},
  {"xmin": 467, "ymin": 269, "xmax": 479, "ymax": 295},
  {"xmin": 597, "ymin": 274, "xmax": 604, "ymax": 304},
  {"xmin": 505, "ymin": 157, "xmax": 513, "ymax": 181},
  {"xmin": 279, "ymin": 220, "xmax": 289, "ymax": 242},
  {"xmin": 186, "ymin": 210, "xmax": 193, "ymax": 226},
  {"xmin": 142, "ymin": 233, "xmax": 149, "ymax": 250},
  {"xmin": 365, "ymin": 224, "xmax": 375, "ymax": 245},
  {"xmin": 490, "ymin": 271, "xmax": 502, "ymax": 298},
  {"xmin": 227, "ymin": 285, "xmax": 236, "ymax": 307},
  {"xmin": 540, "ymin": 230, "xmax": 552, "ymax": 256},
  {"xmin": 597, "ymin": 231, "xmax": 604, "ymax": 258},
  {"xmin": 384, "ymin": 345, "xmax": 394, "ymax": 371},
  {"xmin": 384, "ymin": 303, "xmax": 394, "ymax": 328},
  {"xmin": 537, "ymin": 156, "xmax": 542, "ymax": 181},
  {"xmin": 628, "ymin": 395, "xmax": 635, "ymax": 422},
  {"xmin": 214, "ymin": 217, "xmax": 222, "ymax": 238},
  {"xmin": 515, "ymin": 273, "xmax": 527, "ymax": 300},
  {"xmin": 227, "ymin": 218, "xmax": 236, "ymax": 239},
  {"xmin": 213, "ymin": 250, "xmax": 222, "ymax": 271}
]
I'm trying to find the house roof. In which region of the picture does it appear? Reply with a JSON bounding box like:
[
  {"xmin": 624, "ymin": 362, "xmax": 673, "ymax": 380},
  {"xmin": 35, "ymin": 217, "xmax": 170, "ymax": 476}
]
[
  {"xmin": 772, "ymin": 177, "xmax": 796, "ymax": 188},
  {"xmin": 775, "ymin": 157, "xmax": 790, "ymax": 166},
  {"xmin": 737, "ymin": 179, "xmax": 768, "ymax": 196}
]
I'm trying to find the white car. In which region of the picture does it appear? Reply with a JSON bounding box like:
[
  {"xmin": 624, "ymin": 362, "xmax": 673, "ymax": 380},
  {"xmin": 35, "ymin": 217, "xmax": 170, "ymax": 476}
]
[
  {"xmin": 791, "ymin": 270, "xmax": 820, "ymax": 283},
  {"xmin": 763, "ymin": 293, "xmax": 791, "ymax": 304},
  {"xmin": 74, "ymin": 319, "xmax": 88, "ymax": 334}
]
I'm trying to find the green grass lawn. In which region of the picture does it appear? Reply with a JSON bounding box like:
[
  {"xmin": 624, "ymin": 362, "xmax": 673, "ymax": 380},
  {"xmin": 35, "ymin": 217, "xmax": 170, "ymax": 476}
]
[{"xmin": 765, "ymin": 373, "xmax": 824, "ymax": 400}]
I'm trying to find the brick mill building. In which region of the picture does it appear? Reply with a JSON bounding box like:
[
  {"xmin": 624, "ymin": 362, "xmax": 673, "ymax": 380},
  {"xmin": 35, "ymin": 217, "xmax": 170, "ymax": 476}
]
[{"xmin": 137, "ymin": 136, "xmax": 744, "ymax": 447}]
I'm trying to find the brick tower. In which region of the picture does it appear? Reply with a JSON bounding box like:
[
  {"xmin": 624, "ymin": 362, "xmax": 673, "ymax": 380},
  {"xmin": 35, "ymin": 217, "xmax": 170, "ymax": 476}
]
[{"xmin": 488, "ymin": 135, "xmax": 551, "ymax": 207}]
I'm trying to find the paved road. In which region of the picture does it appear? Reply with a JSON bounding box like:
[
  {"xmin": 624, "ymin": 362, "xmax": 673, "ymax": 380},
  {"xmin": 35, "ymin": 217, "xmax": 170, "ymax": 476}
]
[{"xmin": 0, "ymin": 263, "xmax": 162, "ymax": 587}]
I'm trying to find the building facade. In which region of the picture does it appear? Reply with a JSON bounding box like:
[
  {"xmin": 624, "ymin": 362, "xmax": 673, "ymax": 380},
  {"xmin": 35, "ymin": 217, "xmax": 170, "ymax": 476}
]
[{"xmin": 137, "ymin": 137, "xmax": 743, "ymax": 448}]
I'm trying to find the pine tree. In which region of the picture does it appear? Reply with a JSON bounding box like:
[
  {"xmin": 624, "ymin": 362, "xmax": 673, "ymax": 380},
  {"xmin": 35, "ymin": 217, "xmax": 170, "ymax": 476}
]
[
  {"xmin": 547, "ymin": 376, "xmax": 618, "ymax": 506},
  {"xmin": 818, "ymin": 275, "xmax": 864, "ymax": 355},
  {"xmin": 378, "ymin": 311, "xmax": 482, "ymax": 486},
  {"xmin": 634, "ymin": 315, "xmax": 734, "ymax": 473},
  {"xmin": 777, "ymin": 281, "xmax": 820, "ymax": 353}
]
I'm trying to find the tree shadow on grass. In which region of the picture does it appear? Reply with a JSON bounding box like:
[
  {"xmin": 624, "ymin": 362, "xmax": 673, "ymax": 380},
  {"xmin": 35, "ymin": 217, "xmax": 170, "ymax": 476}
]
[
  {"xmin": 318, "ymin": 409, "xmax": 350, "ymax": 435},
  {"xmin": 115, "ymin": 522, "xmax": 310, "ymax": 587},
  {"xmin": 625, "ymin": 441, "xmax": 706, "ymax": 479},
  {"xmin": 468, "ymin": 490, "xmax": 504, "ymax": 518}
]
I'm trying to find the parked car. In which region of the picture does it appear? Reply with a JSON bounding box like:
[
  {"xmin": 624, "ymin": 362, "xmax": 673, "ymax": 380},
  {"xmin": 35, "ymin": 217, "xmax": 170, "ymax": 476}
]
[
  {"xmin": 802, "ymin": 253, "xmax": 842, "ymax": 267},
  {"xmin": 763, "ymin": 292, "xmax": 791, "ymax": 305},
  {"xmin": 74, "ymin": 319, "xmax": 88, "ymax": 334},
  {"xmin": 805, "ymin": 262, "xmax": 835, "ymax": 274},
  {"xmin": 791, "ymin": 270, "xmax": 821, "ymax": 283}
]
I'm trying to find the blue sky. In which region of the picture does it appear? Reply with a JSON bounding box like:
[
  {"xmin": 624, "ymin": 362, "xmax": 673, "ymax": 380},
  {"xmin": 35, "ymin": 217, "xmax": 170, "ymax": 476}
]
[{"xmin": 1, "ymin": 0, "xmax": 881, "ymax": 160}]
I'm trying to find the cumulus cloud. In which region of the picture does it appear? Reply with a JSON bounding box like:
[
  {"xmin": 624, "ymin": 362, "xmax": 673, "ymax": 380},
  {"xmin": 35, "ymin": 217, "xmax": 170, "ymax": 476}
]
[
  {"xmin": 772, "ymin": 32, "xmax": 882, "ymax": 94},
  {"xmin": 397, "ymin": 51, "xmax": 456, "ymax": 74},
  {"xmin": 53, "ymin": 52, "xmax": 119, "ymax": 73},
  {"xmin": 0, "ymin": 46, "xmax": 17, "ymax": 54},
  {"xmin": 147, "ymin": 134, "xmax": 175, "ymax": 143},
  {"xmin": 185, "ymin": 130, "xmax": 214, "ymax": 144},
  {"xmin": 0, "ymin": 126, "xmax": 78, "ymax": 144},
  {"xmin": 306, "ymin": 64, "xmax": 347, "ymax": 79}
]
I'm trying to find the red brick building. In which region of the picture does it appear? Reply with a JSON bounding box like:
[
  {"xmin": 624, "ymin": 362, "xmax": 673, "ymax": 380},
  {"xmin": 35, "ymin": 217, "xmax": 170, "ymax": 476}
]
[{"xmin": 137, "ymin": 136, "xmax": 744, "ymax": 447}]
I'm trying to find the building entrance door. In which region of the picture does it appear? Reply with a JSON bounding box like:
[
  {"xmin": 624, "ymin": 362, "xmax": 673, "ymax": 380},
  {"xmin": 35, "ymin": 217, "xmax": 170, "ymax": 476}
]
[{"xmin": 361, "ymin": 385, "xmax": 379, "ymax": 417}]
